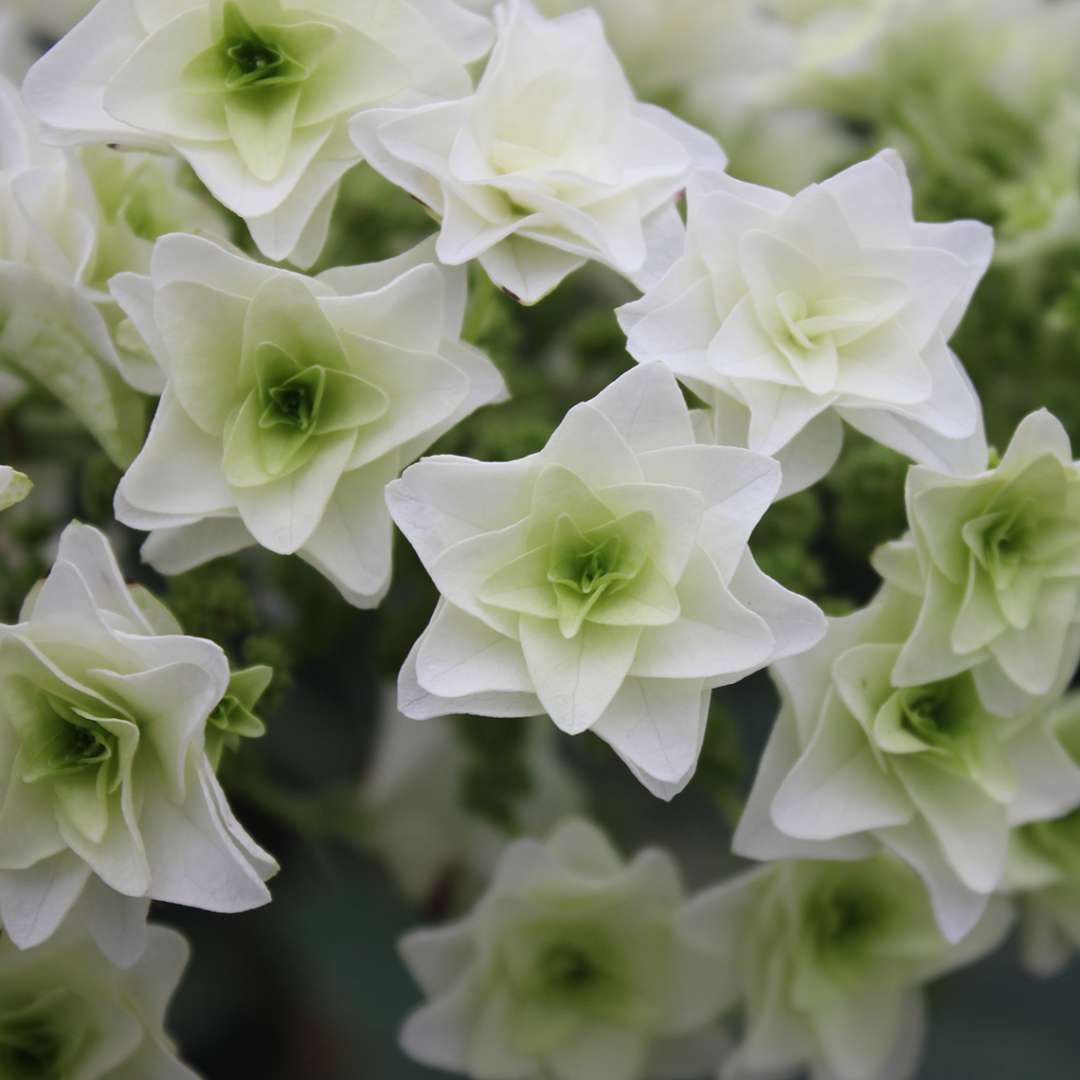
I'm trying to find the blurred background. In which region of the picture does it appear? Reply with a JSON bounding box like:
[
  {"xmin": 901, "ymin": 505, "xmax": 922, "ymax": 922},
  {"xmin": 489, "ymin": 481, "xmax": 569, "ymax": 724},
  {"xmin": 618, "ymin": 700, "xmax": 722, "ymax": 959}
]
[{"xmin": 6, "ymin": 0, "xmax": 1080, "ymax": 1075}]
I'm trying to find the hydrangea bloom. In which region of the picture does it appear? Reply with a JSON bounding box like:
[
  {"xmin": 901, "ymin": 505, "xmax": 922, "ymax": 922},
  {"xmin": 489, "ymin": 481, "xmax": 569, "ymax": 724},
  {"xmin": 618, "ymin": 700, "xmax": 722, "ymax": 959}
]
[
  {"xmin": 0, "ymin": 925, "xmax": 198, "ymax": 1079},
  {"xmin": 23, "ymin": 0, "xmax": 492, "ymax": 266},
  {"xmin": 682, "ymin": 857, "xmax": 1012, "ymax": 1080},
  {"xmin": 0, "ymin": 523, "xmax": 277, "ymax": 962},
  {"xmin": 388, "ymin": 364, "xmax": 825, "ymax": 798},
  {"xmin": 0, "ymin": 466, "xmax": 32, "ymax": 512},
  {"xmin": 363, "ymin": 690, "xmax": 583, "ymax": 904},
  {"xmin": 618, "ymin": 150, "xmax": 992, "ymax": 491},
  {"xmin": 0, "ymin": 78, "xmax": 151, "ymax": 465},
  {"xmin": 350, "ymin": 0, "xmax": 725, "ymax": 304},
  {"xmin": 400, "ymin": 819, "xmax": 728, "ymax": 1080},
  {"xmin": 113, "ymin": 233, "xmax": 506, "ymax": 607},
  {"xmin": 734, "ymin": 585, "xmax": 1080, "ymax": 941},
  {"xmin": 875, "ymin": 409, "xmax": 1080, "ymax": 717}
]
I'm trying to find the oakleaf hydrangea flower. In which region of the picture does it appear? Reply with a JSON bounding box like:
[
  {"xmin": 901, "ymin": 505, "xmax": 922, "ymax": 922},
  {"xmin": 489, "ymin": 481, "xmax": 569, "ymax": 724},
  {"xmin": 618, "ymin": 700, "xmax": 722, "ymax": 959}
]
[
  {"xmin": 350, "ymin": 0, "xmax": 726, "ymax": 304},
  {"xmin": 363, "ymin": 690, "xmax": 583, "ymax": 904},
  {"xmin": 388, "ymin": 364, "xmax": 825, "ymax": 799},
  {"xmin": 682, "ymin": 856, "xmax": 1012, "ymax": 1080},
  {"xmin": 0, "ymin": 466, "xmax": 32, "ymax": 512},
  {"xmin": 23, "ymin": 0, "xmax": 493, "ymax": 266},
  {"xmin": 0, "ymin": 925, "xmax": 198, "ymax": 1079},
  {"xmin": 618, "ymin": 150, "xmax": 992, "ymax": 491},
  {"xmin": 0, "ymin": 522, "xmax": 277, "ymax": 962},
  {"xmin": 734, "ymin": 586, "xmax": 1080, "ymax": 941},
  {"xmin": 875, "ymin": 409, "xmax": 1080, "ymax": 717},
  {"xmin": 0, "ymin": 78, "xmax": 151, "ymax": 465},
  {"xmin": 400, "ymin": 819, "xmax": 729, "ymax": 1080},
  {"xmin": 113, "ymin": 233, "xmax": 506, "ymax": 607}
]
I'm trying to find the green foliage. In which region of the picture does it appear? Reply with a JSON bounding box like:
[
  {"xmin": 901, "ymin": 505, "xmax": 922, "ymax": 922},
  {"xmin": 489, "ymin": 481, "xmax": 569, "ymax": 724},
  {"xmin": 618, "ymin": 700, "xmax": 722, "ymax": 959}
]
[{"xmin": 454, "ymin": 716, "xmax": 535, "ymax": 834}]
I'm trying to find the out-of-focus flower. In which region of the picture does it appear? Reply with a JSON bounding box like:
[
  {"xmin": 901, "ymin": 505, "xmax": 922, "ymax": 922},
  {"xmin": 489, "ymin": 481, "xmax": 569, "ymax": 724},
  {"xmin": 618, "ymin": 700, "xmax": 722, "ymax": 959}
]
[
  {"xmin": 682, "ymin": 856, "xmax": 1013, "ymax": 1080},
  {"xmin": 734, "ymin": 584, "xmax": 1080, "ymax": 942},
  {"xmin": 619, "ymin": 150, "xmax": 992, "ymax": 493},
  {"xmin": 113, "ymin": 233, "xmax": 506, "ymax": 607},
  {"xmin": 0, "ymin": 466, "xmax": 32, "ymax": 511},
  {"xmin": 362, "ymin": 690, "xmax": 583, "ymax": 904},
  {"xmin": 0, "ymin": 522, "xmax": 277, "ymax": 962},
  {"xmin": 0, "ymin": 77, "xmax": 153, "ymax": 465},
  {"xmin": 0, "ymin": 924, "xmax": 199, "ymax": 1078},
  {"xmin": 400, "ymin": 818, "xmax": 729, "ymax": 1080},
  {"xmin": 24, "ymin": 0, "xmax": 493, "ymax": 266},
  {"xmin": 351, "ymin": 0, "xmax": 725, "ymax": 304},
  {"xmin": 389, "ymin": 364, "xmax": 824, "ymax": 799},
  {"xmin": 1007, "ymin": 692, "xmax": 1080, "ymax": 978},
  {"xmin": 876, "ymin": 409, "xmax": 1080, "ymax": 717}
]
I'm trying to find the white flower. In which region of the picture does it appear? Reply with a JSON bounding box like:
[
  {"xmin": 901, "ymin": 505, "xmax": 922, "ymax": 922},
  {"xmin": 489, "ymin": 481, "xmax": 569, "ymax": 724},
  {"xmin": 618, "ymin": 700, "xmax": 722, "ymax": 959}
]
[
  {"xmin": 0, "ymin": 466, "xmax": 32, "ymax": 512},
  {"xmin": 618, "ymin": 150, "xmax": 992, "ymax": 493},
  {"xmin": 682, "ymin": 856, "xmax": 1012, "ymax": 1080},
  {"xmin": 0, "ymin": 924, "xmax": 199, "ymax": 1079},
  {"xmin": 388, "ymin": 363, "xmax": 825, "ymax": 799},
  {"xmin": 2, "ymin": 70, "xmax": 231, "ymax": 452},
  {"xmin": 350, "ymin": 0, "xmax": 725, "ymax": 305},
  {"xmin": 113, "ymin": 233, "xmax": 506, "ymax": 607},
  {"xmin": 400, "ymin": 818, "xmax": 729, "ymax": 1080},
  {"xmin": 0, "ymin": 522, "xmax": 277, "ymax": 963},
  {"xmin": 362, "ymin": 688, "xmax": 583, "ymax": 904},
  {"xmin": 875, "ymin": 409, "xmax": 1080, "ymax": 717},
  {"xmin": 0, "ymin": 77, "xmax": 153, "ymax": 465},
  {"xmin": 734, "ymin": 585, "xmax": 1080, "ymax": 943},
  {"xmin": 24, "ymin": 0, "xmax": 493, "ymax": 266}
]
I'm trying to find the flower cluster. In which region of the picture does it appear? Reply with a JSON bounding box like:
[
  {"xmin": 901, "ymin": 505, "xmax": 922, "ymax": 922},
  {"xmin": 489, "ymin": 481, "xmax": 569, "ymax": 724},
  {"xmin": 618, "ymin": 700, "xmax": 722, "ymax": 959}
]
[
  {"xmin": 24, "ymin": 0, "xmax": 493, "ymax": 265},
  {"xmin": 6, "ymin": 0, "xmax": 1080, "ymax": 1076}
]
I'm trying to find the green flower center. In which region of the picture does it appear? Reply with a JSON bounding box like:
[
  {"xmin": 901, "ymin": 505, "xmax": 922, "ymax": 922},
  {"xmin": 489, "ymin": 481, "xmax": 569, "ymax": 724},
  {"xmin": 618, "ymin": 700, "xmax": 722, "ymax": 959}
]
[
  {"xmin": 808, "ymin": 886, "xmax": 877, "ymax": 948},
  {"xmin": 538, "ymin": 943, "xmax": 598, "ymax": 994},
  {"xmin": 898, "ymin": 681, "xmax": 969, "ymax": 747},
  {"xmin": 267, "ymin": 383, "xmax": 315, "ymax": 432},
  {"xmin": 21, "ymin": 694, "xmax": 117, "ymax": 785},
  {"xmin": 550, "ymin": 533, "xmax": 627, "ymax": 597},
  {"xmin": 0, "ymin": 1016, "xmax": 64, "ymax": 1080},
  {"xmin": 226, "ymin": 35, "xmax": 287, "ymax": 88}
]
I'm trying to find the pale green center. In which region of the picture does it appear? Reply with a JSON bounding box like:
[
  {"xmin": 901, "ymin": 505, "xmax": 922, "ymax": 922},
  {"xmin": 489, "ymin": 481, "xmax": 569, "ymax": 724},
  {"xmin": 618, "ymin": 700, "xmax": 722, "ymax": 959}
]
[
  {"xmin": 897, "ymin": 680, "xmax": 971, "ymax": 749},
  {"xmin": 0, "ymin": 1018, "xmax": 64, "ymax": 1080},
  {"xmin": 20, "ymin": 693, "xmax": 119, "ymax": 788},
  {"xmin": 546, "ymin": 512, "xmax": 654, "ymax": 638}
]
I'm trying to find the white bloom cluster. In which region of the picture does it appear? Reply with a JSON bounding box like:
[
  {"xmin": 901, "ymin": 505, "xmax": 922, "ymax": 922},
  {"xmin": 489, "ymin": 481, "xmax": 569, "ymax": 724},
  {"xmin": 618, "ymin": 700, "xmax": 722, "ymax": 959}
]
[
  {"xmin": 7, "ymin": 0, "xmax": 1080, "ymax": 1077},
  {"xmin": 24, "ymin": 0, "xmax": 493, "ymax": 266},
  {"xmin": 0, "ymin": 523, "xmax": 276, "ymax": 962},
  {"xmin": 0, "ymin": 75, "xmax": 227, "ymax": 465}
]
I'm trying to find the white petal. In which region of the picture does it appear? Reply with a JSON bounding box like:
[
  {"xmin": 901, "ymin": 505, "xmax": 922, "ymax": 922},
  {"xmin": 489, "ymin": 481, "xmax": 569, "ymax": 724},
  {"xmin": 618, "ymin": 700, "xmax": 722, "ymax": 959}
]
[{"xmin": 591, "ymin": 677, "xmax": 709, "ymax": 799}]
